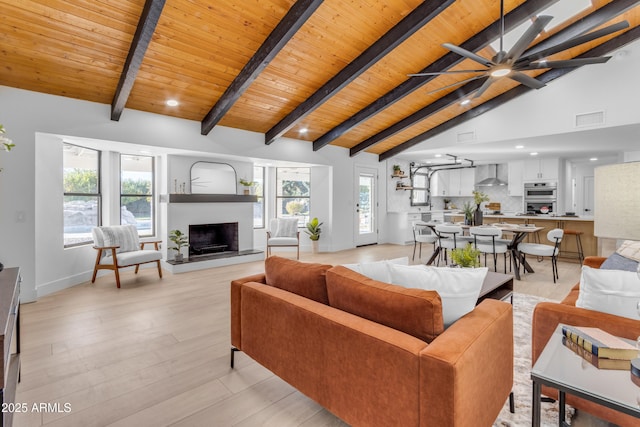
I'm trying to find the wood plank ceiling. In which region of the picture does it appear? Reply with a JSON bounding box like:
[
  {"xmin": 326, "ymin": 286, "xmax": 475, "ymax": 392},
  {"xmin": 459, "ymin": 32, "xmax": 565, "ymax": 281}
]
[{"xmin": 1, "ymin": 0, "xmax": 639, "ymax": 161}]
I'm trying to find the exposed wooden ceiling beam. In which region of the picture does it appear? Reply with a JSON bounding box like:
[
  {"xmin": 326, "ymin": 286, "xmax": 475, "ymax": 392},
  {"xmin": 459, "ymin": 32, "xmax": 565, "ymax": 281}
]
[
  {"xmin": 264, "ymin": 0, "xmax": 456, "ymax": 145},
  {"xmin": 111, "ymin": 0, "xmax": 166, "ymax": 121},
  {"xmin": 351, "ymin": 0, "xmax": 637, "ymax": 156},
  {"xmin": 313, "ymin": 0, "xmax": 558, "ymax": 151},
  {"xmin": 378, "ymin": 26, "xmax": 640, "ymax": 162},
  {"xmin": 200, "ymin": 0, "xmax": 324, "ymax": 136}
]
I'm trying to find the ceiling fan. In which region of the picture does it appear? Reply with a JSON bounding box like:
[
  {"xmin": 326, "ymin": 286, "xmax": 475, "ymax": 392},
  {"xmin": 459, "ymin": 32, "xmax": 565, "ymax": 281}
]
[{"xmin": 409, "ymin": 0, "xmax": 629, "ymax": 99}]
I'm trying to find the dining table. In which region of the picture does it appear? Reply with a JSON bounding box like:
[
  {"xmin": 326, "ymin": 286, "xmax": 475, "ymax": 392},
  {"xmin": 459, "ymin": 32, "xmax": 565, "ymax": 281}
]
[{"xmin": 420, "ymin": 221, "xmax": 544, "ymax": 280}]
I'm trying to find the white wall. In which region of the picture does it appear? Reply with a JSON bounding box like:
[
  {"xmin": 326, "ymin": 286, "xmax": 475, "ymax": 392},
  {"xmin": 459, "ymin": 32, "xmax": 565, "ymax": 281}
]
[{"xmin": 0, "ymin": 86, "xmax": 385, "ymax": 302}]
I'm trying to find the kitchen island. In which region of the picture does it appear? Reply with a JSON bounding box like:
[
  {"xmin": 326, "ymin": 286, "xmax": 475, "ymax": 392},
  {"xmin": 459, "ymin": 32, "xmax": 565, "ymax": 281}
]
[{"xmin": 445, "ymin": 213, "xmax": 596, "ymax": 258}]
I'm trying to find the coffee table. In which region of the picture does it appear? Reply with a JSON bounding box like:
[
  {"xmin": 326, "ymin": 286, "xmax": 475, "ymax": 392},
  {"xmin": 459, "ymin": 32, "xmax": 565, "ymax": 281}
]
[
  {"xmin": 478, "ymin": 271, "xmax": 513, "ymax": 304},
  {"xmin": 531, "ymin": 324, "xmax": 640, "ymax": 427}
]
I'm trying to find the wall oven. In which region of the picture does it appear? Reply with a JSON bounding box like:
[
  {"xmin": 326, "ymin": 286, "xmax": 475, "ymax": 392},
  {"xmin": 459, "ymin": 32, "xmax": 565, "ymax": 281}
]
[{"xmin": 524, "ymin": 182, "xmax": 557, "ymax": 200}]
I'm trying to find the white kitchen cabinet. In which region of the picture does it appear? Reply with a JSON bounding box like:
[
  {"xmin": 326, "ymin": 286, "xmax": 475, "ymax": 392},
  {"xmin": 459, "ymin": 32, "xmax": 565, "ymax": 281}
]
[
  {"xmin": 447, "ymin": 168, "xmax": 475, "ymax": 197},
  {"xmin": 431, "ymin": 169, "xmax": 450, "ymax": 197},
  {"xmin": 523, "ymin": 158, "xmax": 559, "ymax": 181},
  {"xmin": 508, "ymin": 161, "xmax": 524, "ymax": 196}
]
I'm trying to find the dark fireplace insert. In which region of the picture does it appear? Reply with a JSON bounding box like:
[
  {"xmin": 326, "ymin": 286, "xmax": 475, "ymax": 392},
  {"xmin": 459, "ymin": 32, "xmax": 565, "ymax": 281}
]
[{"xmin": 189, "ymin": 222, "xmax": 238, "ymax": 257}]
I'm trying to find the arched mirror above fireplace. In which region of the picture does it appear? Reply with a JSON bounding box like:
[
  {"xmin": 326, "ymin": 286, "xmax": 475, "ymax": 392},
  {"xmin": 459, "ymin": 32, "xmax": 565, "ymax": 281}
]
[{"xmin": 190, "ymin": 161, "xmax": 237, "ymax": 194}]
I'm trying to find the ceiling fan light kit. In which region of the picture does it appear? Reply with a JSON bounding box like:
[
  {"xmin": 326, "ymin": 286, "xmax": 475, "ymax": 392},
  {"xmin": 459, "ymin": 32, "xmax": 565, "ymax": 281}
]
[{"xmin": 411, "ymin": 0, "xmax": 629, "ymax": 99}]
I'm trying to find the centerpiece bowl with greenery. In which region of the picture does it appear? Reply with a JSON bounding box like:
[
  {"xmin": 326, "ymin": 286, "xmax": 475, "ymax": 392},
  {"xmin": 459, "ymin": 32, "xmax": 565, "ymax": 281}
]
[{"xmin": 450, "ymin": 243, "xmax": 481, "ymax": 268}]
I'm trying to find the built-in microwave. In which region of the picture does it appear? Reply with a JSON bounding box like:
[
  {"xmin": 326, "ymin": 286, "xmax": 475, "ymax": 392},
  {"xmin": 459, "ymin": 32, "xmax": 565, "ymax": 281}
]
[
  {"xmin": 524, "ymin": 182, "xmax": 557, "ymax": 200},
  {"xmin": 526, "ymin": 201, "xmax": 557, "ymax": 215}
]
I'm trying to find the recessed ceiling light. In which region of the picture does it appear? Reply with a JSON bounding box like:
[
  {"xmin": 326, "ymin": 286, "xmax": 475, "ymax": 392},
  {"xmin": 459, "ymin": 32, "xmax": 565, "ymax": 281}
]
[
  {"xmin": 530, "ymin": 152, "xmax": 538, "ymax": 156},
  {"xmin": 515, "ymin": 145, "xmax": 524, "ymax": 149},
  {"xmin": 434, "ymin": 154, "xmax": 442, "ymax": 158},
  {"xmin": 166, "ymin": 99, "xmax": 179, "ymax": 107},
  {"xmin": 590, "ymin": 157, "xmax": 598, "ymax": 161},
  {"xmin": 460, "ymin": 99, "xmax": 471, "ymax": 106},
  {"xmin": 490, "ymin": 67, "xmax": 511, "ymax": 78},
  {"xmin": 299, "ymin": 127, "xmax": 308, "ymax": 134}
]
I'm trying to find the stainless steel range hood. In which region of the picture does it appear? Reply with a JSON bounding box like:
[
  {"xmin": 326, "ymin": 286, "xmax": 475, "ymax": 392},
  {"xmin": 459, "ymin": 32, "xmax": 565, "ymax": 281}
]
[{"xmin": 476, "ymin": 164, "xmax": 507, "ymax": 187}]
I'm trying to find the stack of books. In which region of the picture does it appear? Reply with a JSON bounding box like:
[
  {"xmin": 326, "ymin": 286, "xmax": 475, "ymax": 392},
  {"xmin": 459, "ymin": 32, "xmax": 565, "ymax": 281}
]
[{"xmin": 561, "ymin": 325, "xmax": 639, "ymax": 370}]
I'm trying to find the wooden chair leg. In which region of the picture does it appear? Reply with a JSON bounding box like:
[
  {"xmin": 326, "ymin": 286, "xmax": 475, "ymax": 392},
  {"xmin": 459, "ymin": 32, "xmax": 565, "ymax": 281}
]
[
  {"xmin": 91, "ymin": 249, "xmax": 102, "ymax": 283},
  {"xmin": 156, "ymin": 260, "xmax": 163, "ymax": 278},
  {"xmin": 134, "ymin": 265, "xmax": 140, "ymax": 274},
  {"xmin": 114, "ymin": 268, "xmax": 121, "ymax": 289}
]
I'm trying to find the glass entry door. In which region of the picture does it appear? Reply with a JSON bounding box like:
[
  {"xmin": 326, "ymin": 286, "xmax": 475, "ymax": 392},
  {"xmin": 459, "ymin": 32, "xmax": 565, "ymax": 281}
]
[{"xmin": 355, "ymin": 167, "xmax": 377, "ymax": 246}]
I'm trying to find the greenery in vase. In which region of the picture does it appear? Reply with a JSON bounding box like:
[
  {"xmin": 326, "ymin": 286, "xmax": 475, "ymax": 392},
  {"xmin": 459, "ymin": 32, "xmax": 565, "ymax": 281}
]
[
  {"xmin": 239, "ymin": 178, "xmax": 254, "ymax": 187},
  {"xmin": 473, "ymin": 190, "xmax": 490, "ymax": 206},
  {"xmin": 462, "ymin": 201, "xmax": 474, "ymax": 223},
  {"xmin": 450, "ymin": 243, "xmax": 481, "ymax": 268},
  {"xmin": 305, "ymin": 217, "xmax": 323, "ymax": 241},
  {"xmin": 169, "ymin": 229, "xmax": 189, "ymax": 253},
  {"xmin": 392, "ymin": 164, "xmax": 401, "ymax": 172}
]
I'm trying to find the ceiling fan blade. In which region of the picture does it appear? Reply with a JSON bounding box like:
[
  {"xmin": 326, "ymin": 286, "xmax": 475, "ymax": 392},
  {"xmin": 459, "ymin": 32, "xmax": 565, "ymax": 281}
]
[
  {"xmin": 516, "ymin": 20, "xmax": 629, "ymax": 65},
  {"xmin": 472, "ymin": 76, "xmax": 495, "ymax": 98},
  {"xmin": 408, "ymin": 69, "xmax": 487, "ymax": 77},
  {"xmin": 505, "ymin": 15, "xmax": 553, "ymax": 62},
  {"xmin": 508, "ymin": 71, "xmax": 546, "ymax": 89},
  {"xmin": 517, "ymin": 56, "xmax": 611, "ymax": 70},
  {"xmin": 442, "ymin": 43, "xmax": 494, "ymax": 67},
  {"xmin": 426, "ymin": 75, "xmax": 487, "ymax": 95}
]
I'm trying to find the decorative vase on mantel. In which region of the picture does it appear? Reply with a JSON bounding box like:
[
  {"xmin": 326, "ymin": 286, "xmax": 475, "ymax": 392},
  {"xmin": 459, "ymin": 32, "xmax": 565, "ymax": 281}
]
[{"xmin": 473, "ymin": 205, "xmax": 483, "ymax": 226}]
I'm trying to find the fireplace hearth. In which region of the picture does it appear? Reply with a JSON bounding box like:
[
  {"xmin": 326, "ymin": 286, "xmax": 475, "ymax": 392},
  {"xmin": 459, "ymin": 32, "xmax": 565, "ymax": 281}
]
[{"xmin": 189, "ymin": 222, "xmax": 239, "ymax": 257}]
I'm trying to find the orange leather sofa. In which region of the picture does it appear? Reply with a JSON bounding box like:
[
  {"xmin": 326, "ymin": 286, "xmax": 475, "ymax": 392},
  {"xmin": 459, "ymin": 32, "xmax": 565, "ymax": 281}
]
[
  {"xmin": 231, "ymin": 256, "xmax": 513, "ymax": 427},
  {"xmin": 532, "ymin": 256, "xmax": 640, "ymax": 426}
]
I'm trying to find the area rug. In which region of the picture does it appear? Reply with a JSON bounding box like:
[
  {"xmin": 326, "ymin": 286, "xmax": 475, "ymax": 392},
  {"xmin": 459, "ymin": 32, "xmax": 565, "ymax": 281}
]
[{"xmin": 492, "ymin": 293, "xmax": 574, "ymax": 427}]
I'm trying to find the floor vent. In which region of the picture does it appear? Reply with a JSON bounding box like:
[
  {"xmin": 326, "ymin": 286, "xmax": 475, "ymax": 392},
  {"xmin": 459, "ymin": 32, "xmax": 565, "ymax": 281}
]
[
  {"xmin": 575, "ymin": 111, "xmax": 605, "ymax": 128},
  {"xmin": 456, "ymin": 131, "xmax": 475, "ymax": 143}
]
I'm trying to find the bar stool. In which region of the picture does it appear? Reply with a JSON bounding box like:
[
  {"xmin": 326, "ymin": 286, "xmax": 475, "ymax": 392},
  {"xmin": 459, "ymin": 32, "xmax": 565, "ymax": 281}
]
[{"xmin": 561, "ymin": 229, "xmax": 584, "ymax": 264}]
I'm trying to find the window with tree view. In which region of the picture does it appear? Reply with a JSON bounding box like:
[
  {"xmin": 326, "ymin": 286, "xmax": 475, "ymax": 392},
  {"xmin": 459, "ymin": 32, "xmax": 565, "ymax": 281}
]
[
  {"xmin": 276, "ymin": 167, "xmax": 310, "ymax": 227},
  {"xmin": 121, "ymin": 155, "xmax": 154, "ymax": 236},
  {"xmin": 63, "ymin": 143, "xmax": 101, "ymax": 247}
]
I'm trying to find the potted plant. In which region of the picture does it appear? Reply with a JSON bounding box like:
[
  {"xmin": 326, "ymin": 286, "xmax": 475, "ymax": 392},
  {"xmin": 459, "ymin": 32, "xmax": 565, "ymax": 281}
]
[
  {"xmin": 443, "ymin": 198, "xmax": 451, "ymax": 210},
  {"xmin": 169, "ymin": 229, "xmax": 189, "ymax": 262},
  {"xmin": 472, "ymin": 190, "xmax": 490, "ymax": 225},
  {"xmin": 392, "ymin": 164, "xmax": 403, "ymax": 177},
  {"xmin": 305, "ymin": 217, "xmax": 323, "ymax": 254},
  {"xmin": 239, "ymin": 178, "xmax": 254, "ymax": 195},
  {"xmin": 450, "ymin": 243, "xmax": 481, "ymax": 268},
  {"xmin": 462, "ymin": 201, "xmax": 474, "ymax": 225}
]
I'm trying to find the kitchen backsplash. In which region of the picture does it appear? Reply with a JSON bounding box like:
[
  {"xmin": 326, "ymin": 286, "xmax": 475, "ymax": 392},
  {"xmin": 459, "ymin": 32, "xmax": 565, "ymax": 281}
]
[{"xmin": 433, "ymin": 184, "xmax": 524, "ymax": 213}]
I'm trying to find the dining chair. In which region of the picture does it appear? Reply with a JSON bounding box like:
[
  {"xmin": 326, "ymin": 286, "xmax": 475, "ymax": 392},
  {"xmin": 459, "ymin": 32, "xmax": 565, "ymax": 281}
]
[
  {"xmin": 469, "ymin": 226, "xmax": 510, "ymax": 273},
  {"xmin": 517, "ymin": 228, "xmax": 564, "ymax": 283},
  {"xmin": 434, "ymin": 224, "xmax": 469, "ymax": 266},
  {"xmin": 412, "ymin": 221, "xmax": 437, "ymax": 261}
]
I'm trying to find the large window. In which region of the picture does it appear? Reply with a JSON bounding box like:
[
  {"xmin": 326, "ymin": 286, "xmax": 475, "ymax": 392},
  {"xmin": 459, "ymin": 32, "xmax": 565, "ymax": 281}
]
[
  {"xmin": 63, "ymin": 143, "xmax": 101, "ymax": 247},
  {"xmin": 253, "ymin": 166, "xmax": 265, "ymax": 228},
  {"xmin": 276, "ymin": 167, "xmax": 310, "ymax": 227},
  {"xmin": 120, "ymin": 155, "xmax": 154, "ymax": 236}
]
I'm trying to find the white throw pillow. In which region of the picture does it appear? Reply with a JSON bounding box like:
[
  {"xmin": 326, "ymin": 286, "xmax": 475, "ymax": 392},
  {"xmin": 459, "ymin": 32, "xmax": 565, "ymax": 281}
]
[
  {"xmin": 274, "ymin": 218, "xmax": 299, "ymax": 237},
  {"xmin": 576, "ymin": 266, "xmax": 640, "ymax": 321},
  {"xmin": 342, "ymin": 257, "xmax": 408, "ymax": 283},
  {"xmin": 616, "ymin": 240, "xmax": 640, "ymax": 263},
  {"xmin": 389, "ymin": 264, "xmax": 488, "ymax": 328}
]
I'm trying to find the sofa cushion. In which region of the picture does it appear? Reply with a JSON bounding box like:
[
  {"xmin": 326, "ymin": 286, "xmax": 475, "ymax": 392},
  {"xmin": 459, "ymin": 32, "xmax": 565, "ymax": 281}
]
[
  {"xmin": 616, "ymin": 240, "xmax": 640, "ymax": 262},
  {"xmin": 342, "ymin": 257, "xmax": 409, "ymax": 283},
  {"xmin": 576, "ymin": 266, "xmax": 640, "ymax": 321},
  {"xmin": 389, "ymin": 265, "xmax": 487, "ymax": 328},
  {"xmin": 325, "ymin": 266, "xmax": 444, "ymax": 343},
  {"xmin": 264, "ymin": 256, "xmax": 331, "ymax": 305}
]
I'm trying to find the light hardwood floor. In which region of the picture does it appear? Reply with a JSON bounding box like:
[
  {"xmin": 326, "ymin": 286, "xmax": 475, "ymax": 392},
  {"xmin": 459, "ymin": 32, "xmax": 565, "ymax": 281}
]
[{"xmin": 13, "ymin": 245, "xmax": 611, "ymax": 427}]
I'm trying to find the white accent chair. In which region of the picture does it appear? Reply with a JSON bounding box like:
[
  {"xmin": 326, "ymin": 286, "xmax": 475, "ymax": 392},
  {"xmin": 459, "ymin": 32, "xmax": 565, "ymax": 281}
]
[
  {"xmin": 469, "ymin": 226, "xmax": 510, "ymax": 273},
  {"xmin": 91, "ymin": 225, "xmax": 163, "ymax": 288},
  {"xmin": 517, "ymin": 228, "xmax": 564, "ymax": 283},
  {"xmin": 266, "ymin": 218, "xmax": 300, "ymax": 259},
  {"xmin": 412, "ymin": 221, "xmax": 437, "ymax": 260},
  {"xmin": 434, "ymin": 224, "xmax": 470, "ymax": 266}
]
